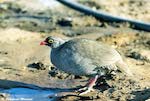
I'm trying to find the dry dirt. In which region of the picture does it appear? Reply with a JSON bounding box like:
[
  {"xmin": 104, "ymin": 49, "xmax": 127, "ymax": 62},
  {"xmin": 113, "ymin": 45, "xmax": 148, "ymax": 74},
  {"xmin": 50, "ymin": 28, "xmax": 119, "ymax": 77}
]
[{"xmin": 0, "ymin": 0, "xmax": 150, "ymax": 101}]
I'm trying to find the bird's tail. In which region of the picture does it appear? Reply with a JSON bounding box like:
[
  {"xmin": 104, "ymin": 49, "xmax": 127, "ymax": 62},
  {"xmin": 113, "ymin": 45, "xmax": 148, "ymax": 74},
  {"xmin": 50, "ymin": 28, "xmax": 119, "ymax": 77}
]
[{"xmin": 116, "ymin": 59, "xmax": 133, "ymax": 76}]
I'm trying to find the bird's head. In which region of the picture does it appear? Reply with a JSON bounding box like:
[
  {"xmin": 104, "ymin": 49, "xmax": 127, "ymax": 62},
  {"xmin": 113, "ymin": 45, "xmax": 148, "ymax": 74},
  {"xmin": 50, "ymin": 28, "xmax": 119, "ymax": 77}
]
[{"xmin": 40, "ymin": 36, "xmax": 65, "ymax": 48}]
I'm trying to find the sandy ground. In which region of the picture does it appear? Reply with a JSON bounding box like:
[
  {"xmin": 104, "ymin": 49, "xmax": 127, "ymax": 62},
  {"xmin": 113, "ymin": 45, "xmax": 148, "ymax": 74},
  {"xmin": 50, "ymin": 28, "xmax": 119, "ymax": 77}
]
[{"xmin": 0, "ymin": 0, "xmax": 150, "ymax": 101}]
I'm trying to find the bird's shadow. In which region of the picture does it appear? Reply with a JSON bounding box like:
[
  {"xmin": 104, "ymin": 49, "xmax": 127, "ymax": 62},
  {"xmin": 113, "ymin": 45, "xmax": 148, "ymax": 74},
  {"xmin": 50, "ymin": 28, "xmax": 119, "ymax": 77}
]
[
  {"xmin": 0, "ymin": 79, "xmax": 79, "ymax": 100},
  {"xmin": 0, "ymin": 79, "xmax": 79, "ymax": 91},
  {"xmin": 0, "ymin": 77, "xmax": 112, "ymax": 100}
]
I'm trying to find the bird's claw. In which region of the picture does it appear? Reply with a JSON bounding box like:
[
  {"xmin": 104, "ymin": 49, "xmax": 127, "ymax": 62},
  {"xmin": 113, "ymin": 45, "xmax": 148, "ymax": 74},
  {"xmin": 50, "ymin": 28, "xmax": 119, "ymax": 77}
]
[
  {"xmin": 76, "ymin": 87, "xmax": 95, "ymax": 95},
  {"xmin": 76, "ymin": 86, "xmax": 87, "ymax": 92}
]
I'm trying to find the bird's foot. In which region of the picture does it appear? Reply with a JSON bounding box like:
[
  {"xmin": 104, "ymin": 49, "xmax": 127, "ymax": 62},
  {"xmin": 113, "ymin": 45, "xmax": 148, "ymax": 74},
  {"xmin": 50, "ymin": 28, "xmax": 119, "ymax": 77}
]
[
  {"xmin": 76, "ymin": 75, "xmax": 99, "ymax": 95},
  {"xmin": 76, "ymin": 86, "xmax": 95, "ymax": 95},
  {"xmin": 77, "ymin": 86, "xmax": 94, "ymax": 92}
]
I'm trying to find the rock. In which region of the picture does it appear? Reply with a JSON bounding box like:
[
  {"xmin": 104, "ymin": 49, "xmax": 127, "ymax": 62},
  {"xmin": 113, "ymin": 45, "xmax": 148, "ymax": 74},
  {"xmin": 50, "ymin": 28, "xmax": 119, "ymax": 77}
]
[
  {"xmin": 127, "ymin": 51, "xmax": 145, "ymax": 60},
  {"xmin": 49, "ymin": 67, "xmax": 70, "ymax": 79},
  {"xmin": 146, "ymin": 40, "xmax": 150, "ymax": 46},
  {"xmin": 27, "ymin": 62, "xmax": 46, "ymax": 70},
  {"xmin": 57, "ymin": 17, "xmax": 72, "ymax": 27},
  {"xmin": 0, "ymin": 51, "xmax": 8, "ymax": 55},
  {"xmin": 0, "ymin": 93, "xmax": 8, "ymax": 101}
]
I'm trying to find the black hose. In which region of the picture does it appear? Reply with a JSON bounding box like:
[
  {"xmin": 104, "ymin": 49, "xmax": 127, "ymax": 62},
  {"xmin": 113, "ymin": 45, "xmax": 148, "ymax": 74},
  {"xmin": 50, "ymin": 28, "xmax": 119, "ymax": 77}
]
[{"xmin": 57, "ymin": 0, "xmax": 150, "ymax": 32}]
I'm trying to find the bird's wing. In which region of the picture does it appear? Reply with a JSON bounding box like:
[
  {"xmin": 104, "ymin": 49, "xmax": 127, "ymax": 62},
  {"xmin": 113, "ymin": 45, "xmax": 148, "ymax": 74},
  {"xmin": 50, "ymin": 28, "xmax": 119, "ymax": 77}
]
[{"xmin": 59, "ymin": 39, "xmax": 121, "ymax": 67}]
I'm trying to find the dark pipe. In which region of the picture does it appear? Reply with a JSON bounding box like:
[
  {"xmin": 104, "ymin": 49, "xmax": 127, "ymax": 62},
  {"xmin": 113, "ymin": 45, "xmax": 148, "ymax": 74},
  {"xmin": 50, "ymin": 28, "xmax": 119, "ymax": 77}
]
[{"xmin": 57, "ymin": 0, "xmax": 150, "ymax": 32}]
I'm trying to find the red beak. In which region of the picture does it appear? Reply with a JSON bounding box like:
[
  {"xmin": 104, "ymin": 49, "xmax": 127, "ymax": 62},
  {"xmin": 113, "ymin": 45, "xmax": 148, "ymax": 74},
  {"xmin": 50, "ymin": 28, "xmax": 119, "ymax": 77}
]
[{"xmin": 40, "ymin": 41, "xmax": 47, "ymax": 45}]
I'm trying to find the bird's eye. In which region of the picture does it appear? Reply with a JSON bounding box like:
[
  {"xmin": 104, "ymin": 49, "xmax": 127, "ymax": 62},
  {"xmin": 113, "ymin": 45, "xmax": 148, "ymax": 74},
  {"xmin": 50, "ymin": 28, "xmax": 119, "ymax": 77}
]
[{"xmin": 48, "ymin": 39, "xmax": 54, "ymax": 43}]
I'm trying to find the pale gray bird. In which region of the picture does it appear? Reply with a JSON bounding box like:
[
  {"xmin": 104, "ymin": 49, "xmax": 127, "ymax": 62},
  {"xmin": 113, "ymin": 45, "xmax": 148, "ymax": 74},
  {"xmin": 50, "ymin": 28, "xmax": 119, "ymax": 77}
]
[{"xmin": 40, "ymin": 36, "xmax": 132, "ymax": 95}]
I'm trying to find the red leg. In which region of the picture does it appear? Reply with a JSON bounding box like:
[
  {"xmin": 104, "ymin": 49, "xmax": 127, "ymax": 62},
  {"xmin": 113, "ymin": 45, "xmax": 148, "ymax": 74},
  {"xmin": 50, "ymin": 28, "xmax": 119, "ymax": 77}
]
[
  {"xmin": 78, "ymin": 75, "xmax": 99, "ymax": 95},
  {"xmin": 87, "ymin": 75, "xmax": 98, "ymax": 88}
]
